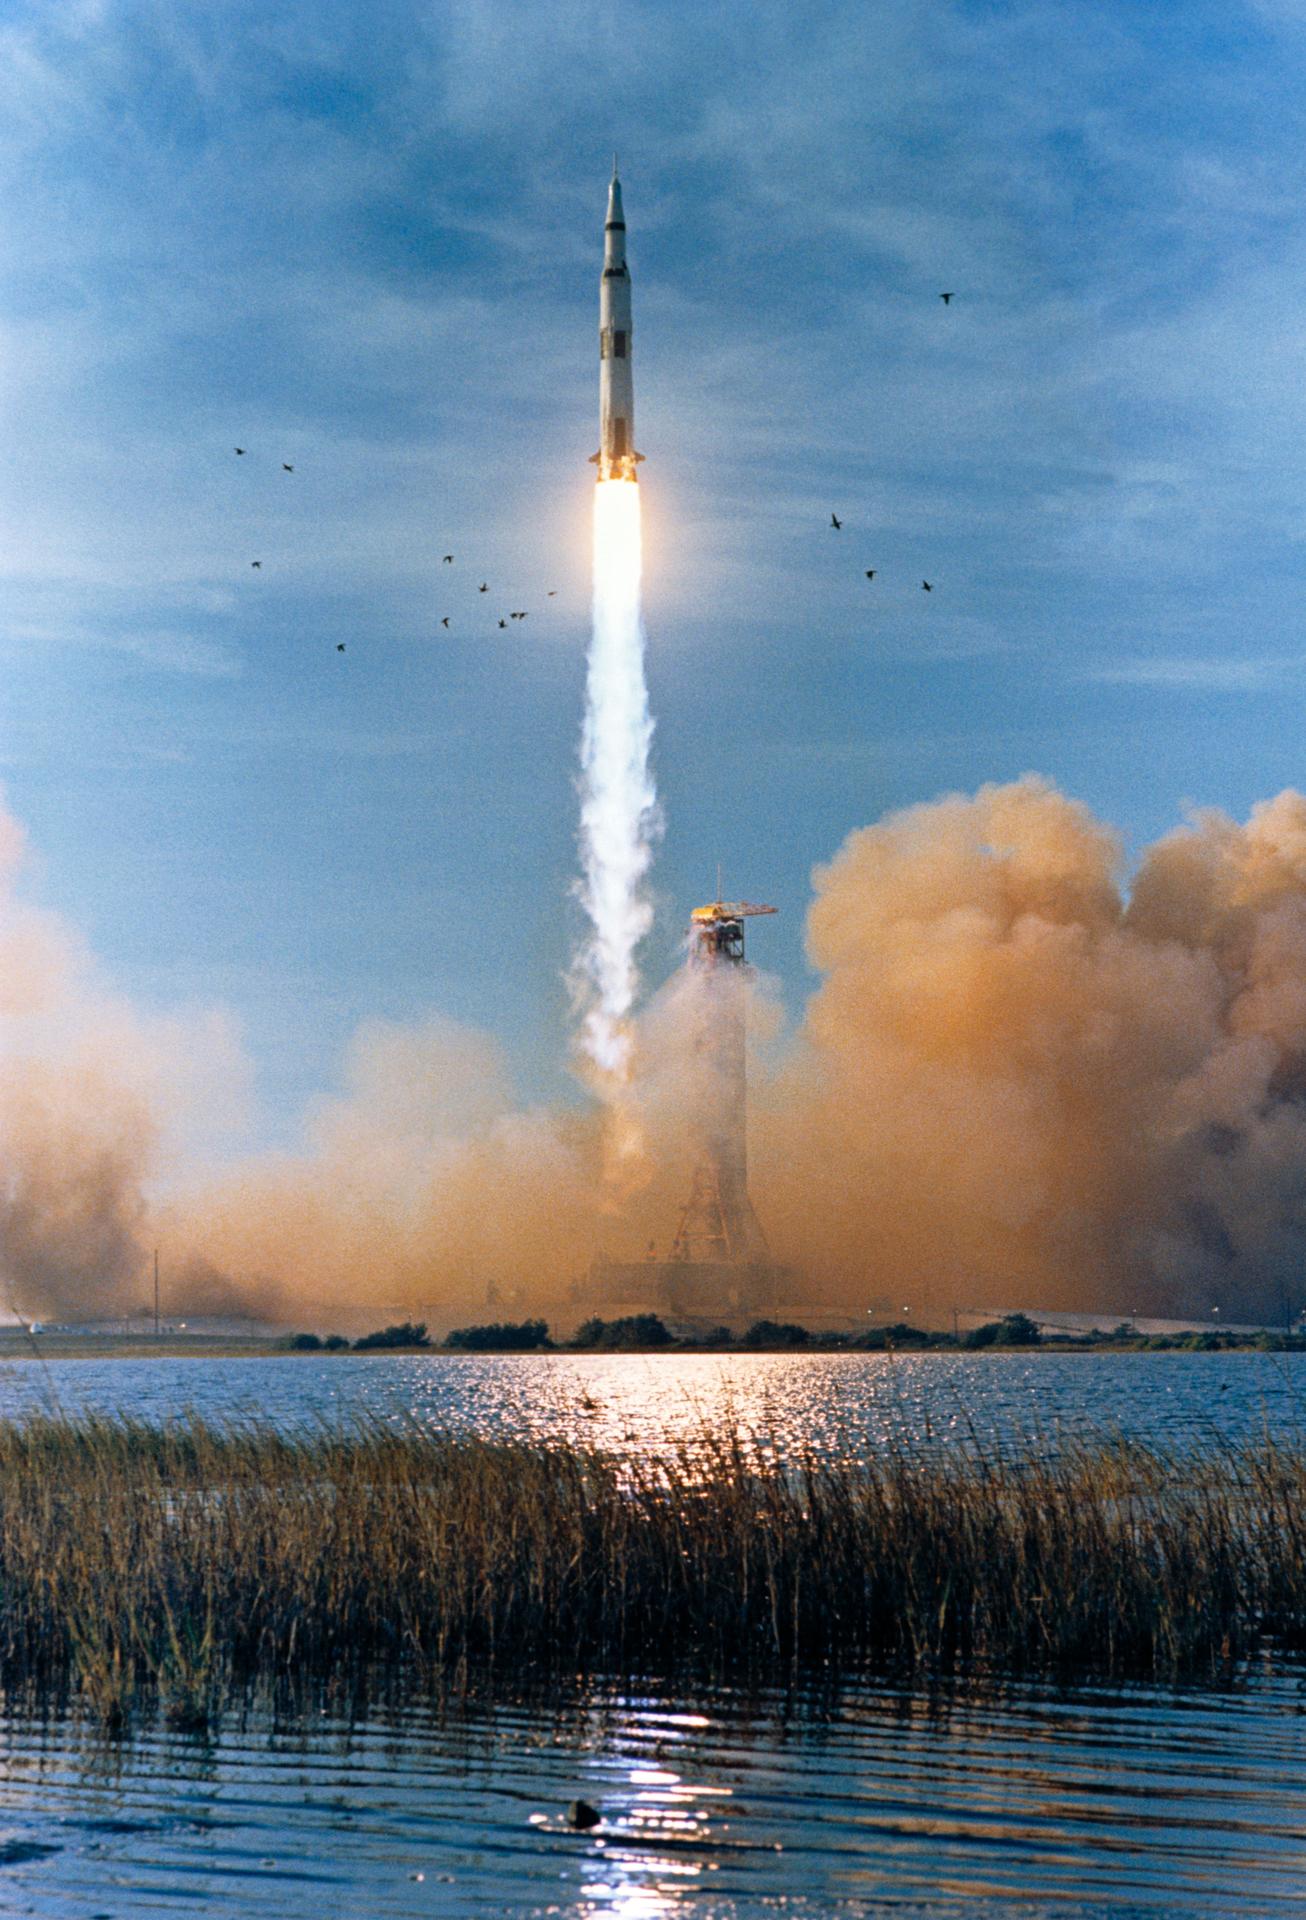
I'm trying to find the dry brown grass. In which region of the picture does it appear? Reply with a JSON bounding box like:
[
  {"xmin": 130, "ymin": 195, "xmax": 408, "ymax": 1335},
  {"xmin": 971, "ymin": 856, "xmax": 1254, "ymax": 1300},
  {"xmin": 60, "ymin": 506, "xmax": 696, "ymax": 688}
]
[{"xmin": 0, "ymin": 1416, "xmax": 1301, "ymax": 1725}]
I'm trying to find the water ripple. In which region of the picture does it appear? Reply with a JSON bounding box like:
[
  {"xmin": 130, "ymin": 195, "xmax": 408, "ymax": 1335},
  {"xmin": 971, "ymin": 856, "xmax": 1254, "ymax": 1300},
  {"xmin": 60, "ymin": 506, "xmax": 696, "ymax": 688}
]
[{"xmin": 0, "ymin": 1670, "xmax": 1300, "ymax": 1915}]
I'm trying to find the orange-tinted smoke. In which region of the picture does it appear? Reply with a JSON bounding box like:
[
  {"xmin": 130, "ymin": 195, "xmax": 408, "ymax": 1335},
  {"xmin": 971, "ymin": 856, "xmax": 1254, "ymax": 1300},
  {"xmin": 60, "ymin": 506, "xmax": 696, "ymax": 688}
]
[
  {"xmin": 752, "ymin": 777, "xmax": 1306, "ymax": 1323},
  {"xmin": 10, "ymin": 777, "xmax": 1306, "ymax": 1327}
]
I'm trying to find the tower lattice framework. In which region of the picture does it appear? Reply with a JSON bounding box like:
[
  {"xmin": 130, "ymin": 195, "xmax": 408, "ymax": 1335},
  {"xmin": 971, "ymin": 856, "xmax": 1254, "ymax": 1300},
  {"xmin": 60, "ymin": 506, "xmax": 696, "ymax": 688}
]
[{"xmin": 668, "ymin": 900, "xmax": 775, "ymax": 1267}]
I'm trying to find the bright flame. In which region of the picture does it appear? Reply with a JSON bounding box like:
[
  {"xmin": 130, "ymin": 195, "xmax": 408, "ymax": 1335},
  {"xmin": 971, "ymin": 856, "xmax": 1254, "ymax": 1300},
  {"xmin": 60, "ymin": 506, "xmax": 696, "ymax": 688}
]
[{"xmin": 574, "ymin": 480, "xmax": 660, "ymax": 1169}]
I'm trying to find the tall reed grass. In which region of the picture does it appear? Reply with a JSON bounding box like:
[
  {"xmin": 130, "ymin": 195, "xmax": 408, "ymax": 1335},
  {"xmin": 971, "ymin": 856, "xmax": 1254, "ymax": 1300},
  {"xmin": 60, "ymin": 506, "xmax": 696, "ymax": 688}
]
[{"xmin": 0, "ymin": 1416, "xmax": 1302, "ymax": 1724}]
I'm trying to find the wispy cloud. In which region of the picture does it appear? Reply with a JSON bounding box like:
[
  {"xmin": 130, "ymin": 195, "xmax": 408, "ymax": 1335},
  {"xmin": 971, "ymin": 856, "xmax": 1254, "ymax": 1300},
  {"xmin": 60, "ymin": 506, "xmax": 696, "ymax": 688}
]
[
  {"xmin": 3, "ymin": 0, "xmax": 1306, "ymax": 1137},
  {"xmin": 1086, "ymin": 655, "xmax": 1300, "ymax": 692}
]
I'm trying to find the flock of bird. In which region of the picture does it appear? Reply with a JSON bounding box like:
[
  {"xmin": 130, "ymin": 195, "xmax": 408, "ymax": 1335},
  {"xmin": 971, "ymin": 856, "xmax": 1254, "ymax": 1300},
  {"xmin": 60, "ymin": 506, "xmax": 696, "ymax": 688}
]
[
  {"xmin": 830, "ymin": 511, "xmax": 933, "ymax": 593},
  {"xmin": 235, "ymin": 286, "xmax": 957, "ymax": 646},
  {"xmin": 232, "ymin": 445, "xmax": 557, "ymax": 653},
  {"xmin": 827, "ymin": 293, "xmax": 955, "ymax": 596},
  {"xmin": 438, "ymin": 552, "xmax": 558, "ymax": 636}
]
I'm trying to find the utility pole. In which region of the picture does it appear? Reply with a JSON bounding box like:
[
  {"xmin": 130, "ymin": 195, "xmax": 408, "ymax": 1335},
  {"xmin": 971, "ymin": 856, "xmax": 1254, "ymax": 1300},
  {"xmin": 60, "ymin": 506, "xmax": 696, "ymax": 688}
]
[{"xmin": 154, "ymin": 1248, "xmax": 160, "ymax": 1339}]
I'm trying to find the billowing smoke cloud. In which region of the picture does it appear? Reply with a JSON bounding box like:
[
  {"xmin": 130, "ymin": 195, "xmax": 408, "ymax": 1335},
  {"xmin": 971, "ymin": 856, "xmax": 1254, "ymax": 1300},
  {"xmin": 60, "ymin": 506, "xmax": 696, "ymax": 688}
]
[
  {"xmin": 10, "ymin": 774, "xmax": 1306, "ymax": 1328},
  {"xmin": 0, "ymin": 799, "xmax": 248, "ymax": 1321},
  {"xmin": 161, "ymin": 1018, "xmax": 607, "ymax": 1327},
  {"xmin": 754, "ymin": 776, "xmax": 1306, "ymax": 1324}
]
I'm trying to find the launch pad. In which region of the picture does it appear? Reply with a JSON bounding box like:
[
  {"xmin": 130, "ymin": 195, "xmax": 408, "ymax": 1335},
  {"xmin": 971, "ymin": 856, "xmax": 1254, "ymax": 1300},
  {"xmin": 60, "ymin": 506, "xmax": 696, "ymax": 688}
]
[{"xmin": 586, "ymin": 896, "xmax": 794, "ymax": 1323}]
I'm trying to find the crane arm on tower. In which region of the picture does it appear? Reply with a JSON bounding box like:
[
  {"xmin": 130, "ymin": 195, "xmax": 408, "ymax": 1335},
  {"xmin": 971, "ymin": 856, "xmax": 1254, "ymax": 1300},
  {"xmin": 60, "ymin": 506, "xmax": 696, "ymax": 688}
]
[{"xmin": 691, "ymin": 901, "xmax": 777, "ymax": 923}]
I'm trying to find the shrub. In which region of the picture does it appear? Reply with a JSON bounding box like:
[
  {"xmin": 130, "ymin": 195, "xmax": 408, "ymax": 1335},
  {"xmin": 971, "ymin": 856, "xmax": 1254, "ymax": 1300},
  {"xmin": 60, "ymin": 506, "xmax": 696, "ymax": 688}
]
[
  {"xmin": 570, "ymin": 1314, "xmax": 673, "ymax": 1350},
  {"xmin": 855, "ymin": 1322, "xmax": 934, "ymax": 1350},
  {"xmin": 740, "ymin": 1319, "xmax": 811, "ymax": 1348},
  {"xmin": 684, "ymin": 1324, "xmax": 735, "ymax": 1347},
  {"xmin": 444, "ymin": 1319, "xmax": 553, "ymax": 1352},
  {"xmin": 353, "ymin": 1321, "xmax": 432, "ymax": 1352},
  {"xmin": 323, "ymin": 1335, "xmax": 349, "ymax": 1351},
  {"xmin": 279, "ymin": 1332, "xmax": 322, "ymax": 1352},
  {"xmin": 964, "ymin": 1313, "xmax": 1041, "ymax": 1349}
]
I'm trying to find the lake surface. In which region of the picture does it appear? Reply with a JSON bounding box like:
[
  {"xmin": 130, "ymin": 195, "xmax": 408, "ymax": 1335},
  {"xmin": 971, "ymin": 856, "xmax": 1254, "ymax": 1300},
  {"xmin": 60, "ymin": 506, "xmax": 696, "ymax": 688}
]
[
  {"xmin": 0, "ymin": 1348, "xmax": 1302, "ymax": 1459},
  {"xmin": 2, "ymin": 1352, "xmax": 1305, "ymax": 1916},
  {"xmin": 0, "ymin": 1668, "xmax": 1303, "ymax": 1917}
]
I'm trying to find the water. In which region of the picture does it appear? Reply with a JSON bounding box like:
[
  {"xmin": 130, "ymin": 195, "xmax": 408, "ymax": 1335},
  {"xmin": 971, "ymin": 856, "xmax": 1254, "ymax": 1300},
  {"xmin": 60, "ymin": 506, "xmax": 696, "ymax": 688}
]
[
  {"xmin": 0, "ymin": 1349, "xmax": 1301, "ymax": 1459},
  {"xmin": 0, "ymin": 1671, "xmax": 1303, "ymax": 1916},
  {"xmin": 1, "ymin": 1352, "xmax": 1304, "ymax": 1915}
]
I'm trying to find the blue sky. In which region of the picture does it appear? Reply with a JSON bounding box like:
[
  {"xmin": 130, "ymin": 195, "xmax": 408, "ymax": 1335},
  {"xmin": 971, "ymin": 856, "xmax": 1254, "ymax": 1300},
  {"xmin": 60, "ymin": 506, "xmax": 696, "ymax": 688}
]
[{"xmin": 5, "ymin": 0, "xmax": 1306, "ymax": 1148}]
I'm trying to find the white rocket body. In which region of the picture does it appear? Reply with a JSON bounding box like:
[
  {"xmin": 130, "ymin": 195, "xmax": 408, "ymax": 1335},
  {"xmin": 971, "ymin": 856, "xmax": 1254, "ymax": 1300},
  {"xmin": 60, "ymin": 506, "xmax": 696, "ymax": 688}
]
[{"xmin": 592, "ymin": 168, "xmax": 643, "ymax": 483}]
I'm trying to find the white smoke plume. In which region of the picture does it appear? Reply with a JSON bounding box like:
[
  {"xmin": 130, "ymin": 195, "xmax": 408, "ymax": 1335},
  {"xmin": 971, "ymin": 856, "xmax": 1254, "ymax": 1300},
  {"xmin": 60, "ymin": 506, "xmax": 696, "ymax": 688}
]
[{"xmin": 572, "ymin": 481, "xmax": 660, "ymax": 1121}]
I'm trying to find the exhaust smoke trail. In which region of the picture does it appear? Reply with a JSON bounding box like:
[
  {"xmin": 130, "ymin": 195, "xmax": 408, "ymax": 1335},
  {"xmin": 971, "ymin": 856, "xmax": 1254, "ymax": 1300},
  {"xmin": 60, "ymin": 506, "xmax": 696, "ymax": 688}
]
[
  {"xmin": 571, "ymin": 163, "xmax": 658, "ymax": 1186},
  {"xmin": 574, "ymin": 479, "xmax": 659, "ymax": 1157}
]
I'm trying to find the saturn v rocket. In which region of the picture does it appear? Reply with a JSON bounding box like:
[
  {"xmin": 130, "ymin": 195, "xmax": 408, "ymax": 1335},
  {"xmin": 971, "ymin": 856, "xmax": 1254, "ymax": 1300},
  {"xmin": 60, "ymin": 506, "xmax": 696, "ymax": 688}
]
[{"xmin": 591, "ymin": 162, "xmax": 643, "ymax": 483}]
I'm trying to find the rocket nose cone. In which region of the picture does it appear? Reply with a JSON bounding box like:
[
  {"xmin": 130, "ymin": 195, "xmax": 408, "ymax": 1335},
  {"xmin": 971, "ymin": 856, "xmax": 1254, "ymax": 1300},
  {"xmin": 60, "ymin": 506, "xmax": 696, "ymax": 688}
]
[{"xmin": 606, "ymin": 174, "xmax": 625, "ymax": 225}]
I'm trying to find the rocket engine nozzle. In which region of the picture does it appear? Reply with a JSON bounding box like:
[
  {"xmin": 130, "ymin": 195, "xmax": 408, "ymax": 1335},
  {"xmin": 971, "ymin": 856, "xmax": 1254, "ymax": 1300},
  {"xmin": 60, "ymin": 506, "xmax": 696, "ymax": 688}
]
[{"xmin": 590, "ymin": 449, "xmax": 645, "ymax": 483}]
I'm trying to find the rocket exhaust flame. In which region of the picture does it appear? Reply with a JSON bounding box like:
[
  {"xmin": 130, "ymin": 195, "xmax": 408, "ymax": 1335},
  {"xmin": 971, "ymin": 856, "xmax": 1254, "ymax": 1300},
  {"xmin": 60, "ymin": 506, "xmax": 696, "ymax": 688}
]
[{"xmin": 575, "ymin": 479, "xmax": 659, "ymax": 1104}]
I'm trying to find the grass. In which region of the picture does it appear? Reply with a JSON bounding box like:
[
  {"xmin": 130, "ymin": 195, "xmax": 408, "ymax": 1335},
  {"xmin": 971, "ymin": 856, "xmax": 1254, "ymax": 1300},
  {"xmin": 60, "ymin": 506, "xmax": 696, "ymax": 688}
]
[{"xmin": 0, "ymin": 1415, "xmax": 1304, "ymax": 1726}]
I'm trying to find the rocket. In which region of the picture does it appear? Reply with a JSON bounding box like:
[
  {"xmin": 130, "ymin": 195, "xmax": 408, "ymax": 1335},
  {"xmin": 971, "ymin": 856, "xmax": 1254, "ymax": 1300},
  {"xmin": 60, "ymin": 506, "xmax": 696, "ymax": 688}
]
[{"xmin": 591, "ymin": 160, "xmax": 643, "ymax": 483}]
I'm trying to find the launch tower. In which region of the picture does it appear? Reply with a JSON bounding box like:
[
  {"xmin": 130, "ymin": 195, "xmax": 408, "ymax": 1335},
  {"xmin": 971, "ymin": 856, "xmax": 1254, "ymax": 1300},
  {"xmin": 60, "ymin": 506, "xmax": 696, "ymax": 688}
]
[
  {"xmin": 667, "ymin": 901, "xmax": 775, "ymax": 1268},
  {"xmin": 585, "ymin": 895, "xmax": 789, "ymax": 1324}
]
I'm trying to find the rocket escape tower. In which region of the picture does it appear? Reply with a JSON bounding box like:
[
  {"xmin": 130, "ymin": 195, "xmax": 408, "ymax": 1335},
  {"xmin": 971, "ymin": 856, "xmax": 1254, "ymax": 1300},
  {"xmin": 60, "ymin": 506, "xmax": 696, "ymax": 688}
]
[{"xmin": 668, "ymin": 901, "xmax": 776, "ymax": 1270}]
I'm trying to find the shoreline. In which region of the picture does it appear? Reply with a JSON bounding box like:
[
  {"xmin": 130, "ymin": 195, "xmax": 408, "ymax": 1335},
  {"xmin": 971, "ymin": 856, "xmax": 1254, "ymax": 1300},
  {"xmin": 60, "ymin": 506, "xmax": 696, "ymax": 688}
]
[{"xmin": 0, "ymin": 1334, "xmax": 1298, "ymax": 1359}]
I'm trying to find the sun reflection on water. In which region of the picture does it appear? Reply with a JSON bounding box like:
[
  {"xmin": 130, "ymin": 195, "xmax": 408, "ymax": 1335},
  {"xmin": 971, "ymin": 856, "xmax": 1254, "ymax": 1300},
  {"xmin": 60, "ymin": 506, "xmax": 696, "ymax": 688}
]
[
  {"xmin": 373, "ymin": 1347, "xmax": 1306, "ymax": 1471},
  {"xmin": 2, "ymin": 1349, "xmax": 1303, "ymax": 1463},
  {"xmin": 570, "ymin": 1704, "xmax": 741, "ymax": 1917}
]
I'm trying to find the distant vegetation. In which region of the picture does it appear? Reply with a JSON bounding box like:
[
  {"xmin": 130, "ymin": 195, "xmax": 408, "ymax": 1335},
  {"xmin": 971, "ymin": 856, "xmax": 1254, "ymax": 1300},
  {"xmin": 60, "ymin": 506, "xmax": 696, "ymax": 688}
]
[
  {"xmin": 284, "ymin": 1311, "xmax": 1306, "ymax": 1355},
  {"xmin": 739, "ymin": 1319, "xmax": 812, "ymax": 1347},
  {"xmin": 6, "ymin": 1414, "xmax": 1306, "ymax": 1731},
  {"xmin": 444, "ymin": 1319, "xmax": 553, "ymax": 1352},
  {"xmin": 570, "ymin": 1313, "xmax": 674, "ymax": 1350},
  {"xmin": 352, "ymin": 1322, "xmax": 432, "ymax": 1352},
  {"xmin": 963, "ymin": 1312, "xmax": 1042, "ymax": 1348}
]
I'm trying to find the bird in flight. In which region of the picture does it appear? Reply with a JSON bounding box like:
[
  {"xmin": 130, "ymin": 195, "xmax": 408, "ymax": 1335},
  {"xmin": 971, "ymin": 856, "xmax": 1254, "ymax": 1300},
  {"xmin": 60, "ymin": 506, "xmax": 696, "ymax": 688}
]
[
  {"xmin": 441, "ymin": 617, "xmax": 450, "ymax": 629},
  {"xmin": 940, "ymin": 292, "xmax": 954, "ymax": 305},
  {"xmin": 250, "ymin": 560, "xmax": 262, "ymax": 569},
  {"xmin": 337, "ymin": 643, "xmax": 345, "ymax": 652},
  {"xmin": 442, "ymin": 554, "xmax": 454, "ymax": 564},
  {"xmin": 282, "ymin": 463, "xmax": 294, "ymax": 473},
  {"xmin": 497, "ymin": 618, "xmax": 507, "ymax": 629},
  {"xmin": 865, "ymin": 569, "xmax": 876, "ymax": 580},
  {"xmin": 511, "ymin": 611, "xmax": 527, "ymax": 621},
  {"xmin": 479, "ymin": 582, "xmax": 488, "ymax": 593},
  {"xmin": 830, "ymin": 513, "xmax": 842, "ymax": 530},
  {"xmin": 234, "ymin": 447, "xmax": 245, "ymax": 455},
  {"xmin": 922, "ymin": 580, "xmax": 933, "ymax": 591},
  {"xmin": 547, "ymin": 590, "xmax": 557, "ymax": 597}
]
